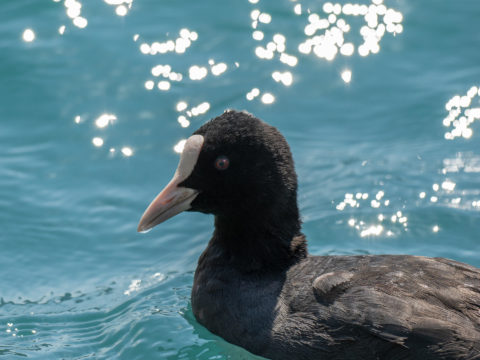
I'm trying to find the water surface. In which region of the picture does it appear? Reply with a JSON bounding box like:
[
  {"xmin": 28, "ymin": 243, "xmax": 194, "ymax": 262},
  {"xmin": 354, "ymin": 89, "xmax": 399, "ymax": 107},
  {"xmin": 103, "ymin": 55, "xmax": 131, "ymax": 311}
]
[{"xmin": 1, "ymin": 0, "xmax": 479, "ymax": 358}]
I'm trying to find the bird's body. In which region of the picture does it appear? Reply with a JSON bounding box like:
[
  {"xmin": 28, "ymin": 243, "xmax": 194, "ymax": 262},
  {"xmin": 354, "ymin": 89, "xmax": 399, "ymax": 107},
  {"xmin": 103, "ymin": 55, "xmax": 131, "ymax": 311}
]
[
  {"xmin": 138, "ymin": 110, "xmax": 480, "ymax": 359},
  {"xmin": 193, "ymin": 250, "xmax": 480, "ymax": 359}
]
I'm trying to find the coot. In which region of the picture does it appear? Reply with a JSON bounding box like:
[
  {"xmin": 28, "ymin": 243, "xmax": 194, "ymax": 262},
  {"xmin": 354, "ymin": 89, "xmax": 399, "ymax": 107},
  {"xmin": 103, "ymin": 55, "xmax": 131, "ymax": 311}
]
[{"xmin": 138, "ymin": 110, "xmax": 480, "ymax": 359}]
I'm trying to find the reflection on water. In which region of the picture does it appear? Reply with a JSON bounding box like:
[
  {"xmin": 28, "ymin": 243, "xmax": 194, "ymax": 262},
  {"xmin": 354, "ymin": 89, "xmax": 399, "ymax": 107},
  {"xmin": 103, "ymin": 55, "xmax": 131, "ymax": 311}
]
[
  {"xmin": 95, "ymin": 113, "xmax": 117, "ymax": 128},
  {"xmin": 144, "ymin": 80, "xmax": 155, "ymax": 90},
  {"xmin": 246, "ymin": 0, "xmax": 403, "ymax": 103},
  {"xmin": 22, "ymin": 29, "xmax": 35, "ymax": 42},
  {"xmin": 138, "ymin": 28, "xmax": 198, "ymax": 56},
  {"xmin": 246, "ymin": 88, "xmax": 275, "ymax": 104},
  {"xmin": 45, "ymin": 0, "xmax": 405, "ymax": 155},
  {"xmin": 261, "ymin": 93, "xmax": 275, "ymax": 104},
  {"xmin": 172, "ymin": 101, "xmax": 211, "ymax": 131},
  {"xmin": 444, "ymin": 86, "xmax": 480, "ymax": 140},
  {"xmin": 210, "ymin": 61, "xmax": 228, "ymax": 76},
  {"xmin": 157, "ymin": 81, "xmax": 171, "ymax": 91},
  {"xmin": 272, "ymin": 71, "xmax": 293, "ymax": 86},
  {"xmin": 437, "ymin": 152, "xmax": 480, "ymax": 210},
  {"xmin": 174, "ymin": 139, "xmax": 187, "ymax": 154},
  {"xmin": 72, "ymin": 113, "xmax": 135, "ymax": 156},
  {"xmin": 37, "ymin": 0, "xmax": 477, "ymax": 242},
  {"xmin": 442, "ymin": 152, "xmax": 480, "ymax": 174},
  {"xmin": 55, "ymin": 0, "xmax": 134, "ymax": 31},
  {"xmin": 121, "ymin": 147, "xmax": 134, "ymax": 157},
  {"xmin": 63, "ymin": 0, "xmax": 88, "ymax": 29},
  {"xmin": 92, "ymin": 137, "xmax": 104, "ymax": 147},
  {"xmin": 432, "ymin": 87, "xmax": 480, "ymax": 212},
  {"xmin": 188, "ymin": 65, "xmax": 208, "ymax": 81},
  {"xmin": 124, "ymin": 273, "xmax": 165, "ymax": 296},
  {"xmin": 47, "ymin": 0, "xmax": 477, "ymax": 236},
  {"xmin": 176, "ymin": 101, "xmax": 188, "ymax": 112},
  {"xmin": 336, "ymin": 190, "xmax": 405, "ymax": 238},
  {"xmin": 335, "ymin": 85, "xmax": 480, "ymax": 238},
  {"xmin": 6, "ymin": 1, "xmax": 480, "ymax": 358},
  {"xmin": 341, "ymin": 69, "xmax": 352, "ymax": 83},
  {"xmin": 246, "ymin": 88, "xmax": 260, "ymax": 101},
  {"xmin": 298, "ymin": 1, "xmax": 403, "ymax": 62}
]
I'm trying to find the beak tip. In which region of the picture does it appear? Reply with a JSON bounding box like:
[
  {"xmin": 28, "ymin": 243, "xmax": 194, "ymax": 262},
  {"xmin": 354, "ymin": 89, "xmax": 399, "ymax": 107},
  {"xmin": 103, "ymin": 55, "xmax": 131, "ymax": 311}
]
[
  {"xmin": 137, "ymin": 217, "xmax": 151, "ymax": 233},
  {"xmin": 137, "ymin": 223, "xmax": 151, "ymax": 233},
  {"xmin": 137, "ymin": 227, "xmax": 152, "ymax": 234}
]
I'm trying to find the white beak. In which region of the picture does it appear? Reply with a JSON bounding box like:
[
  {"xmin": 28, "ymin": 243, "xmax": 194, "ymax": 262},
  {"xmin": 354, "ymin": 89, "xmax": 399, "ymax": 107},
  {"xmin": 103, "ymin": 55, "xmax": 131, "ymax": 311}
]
[{"xmin": 137, "ymin": 134, "xmax": 204, "ymax": 232}]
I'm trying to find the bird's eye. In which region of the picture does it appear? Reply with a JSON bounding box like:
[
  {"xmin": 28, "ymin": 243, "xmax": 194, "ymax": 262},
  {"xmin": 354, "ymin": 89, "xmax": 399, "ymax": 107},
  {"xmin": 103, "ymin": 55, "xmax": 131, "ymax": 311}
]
[{"xmin": 214, "ymin": 156, "xmax": 230, "ymax": 171}]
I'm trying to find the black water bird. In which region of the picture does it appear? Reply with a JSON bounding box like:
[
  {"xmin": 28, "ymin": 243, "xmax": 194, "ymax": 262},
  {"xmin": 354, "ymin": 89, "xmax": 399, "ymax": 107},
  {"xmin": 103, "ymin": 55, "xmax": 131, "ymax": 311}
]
[{"xmin": 138, "ymin": 110, "xmax": 480, "ymax": 359}]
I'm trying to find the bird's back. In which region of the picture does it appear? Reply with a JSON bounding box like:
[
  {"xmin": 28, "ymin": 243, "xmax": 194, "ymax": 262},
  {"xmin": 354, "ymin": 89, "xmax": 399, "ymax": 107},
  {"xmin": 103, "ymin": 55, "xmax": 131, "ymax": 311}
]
[{"xmin": 267, "ymin": 255, "xmax": 480, "ymax": 359}]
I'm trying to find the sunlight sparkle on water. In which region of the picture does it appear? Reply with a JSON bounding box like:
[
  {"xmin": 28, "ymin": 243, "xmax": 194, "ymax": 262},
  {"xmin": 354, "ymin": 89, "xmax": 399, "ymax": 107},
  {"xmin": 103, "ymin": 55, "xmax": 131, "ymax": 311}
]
[
  {"xmin": 360, "ymin": 225, "xmax": 383, "ymax": 237},
  {"xmin": 279, "ymin": 53, "xmax": 298, "ymax": 67},
  {"xmin": 258, "ymin": 13, "xmax": 272, "ymax": 24},
  {"xmin": 144, "ymin": 80, "xmax": 154, "ymax": 90},
  {"xmin": 442, "ymin": 153, "xmax": 480, "ymax": 174},
  {"xmin": 340, "ymin": 43, "xmax": 354, "ymax": 56},
  {"xmin": 246, "ymin": 88, "xmax": 261, "ymax": 101},
  {"xmin": 124, "ymin": 279, "xmax": 141, "ymax": 295},
  {"xmin": 189, "ymin": 65, "xmax": 208, "ymax": 80},
  {"xmin": 62, "ymin": 0, "xmax": 89, "ymax": 28},
  {"xmin": 138, "ymin": 28, "xmax": 197, "ymax": 56},
  {"xmin": 157, "ymin": 81, "xmax": 171, "ymax": 91},
  {"xmin": 211, "ymin": 62, "xmax": 228, "ymax": 76},
  {"xmin": 336, "ymin": 190, "xmax": 409, "ymax": 236},
  {"xmin": 294, "ymin": 4, "xmax": 302, "ymax": 15},
  {"xmin": 190, "ymin": 102, "xmax": 210, "ymax": 116},
  {"xmin": 73, "ymin": 17, "xmax": 88, "ymax": 28},
  {"xmin": 444, "ymin": 86, "xmax": 480, "ymax": 140},
  {"xmin": 116, "ymin": 5, "xmax": 128, "ymax": 16},
  {"xmin": 104, "ymin": 0, "xmax": 133, "ymax": 16},
  {"xmin": 177, "ymin": 116, "xmax": 190, "ymax": 128},
  {"xmin": 95, "ymin": 114, "xmax": 117, "ymax": 128},
  {"xmin": 261, "ymin": 93, "xmax": 276, "ymax": 104},
  {"xmin": 295, "ymin": 0, "xmax": 403, "ymax": 81},
  {"xmin": 92, "ymin": 137, "xmax": 104, "ymax": 147},
  {"xmin": 121, "ymin": 147, "xmax": 133, "ymax": 157},
  {"xmin": 175, "ymin": 101, "xmax": 211, "ymax": 123},
  {"xmin": 174, "ymin": 139, "xmax": 187, "ymax": 154},
  {"xmin": 441, "ymin": 180, "xmax": 456, "ymax": 192},
  {"xmin": 253, "ymin": 30, "xmax": 264, "ymax": 40},
  {"xmin": 22, "ymin": 29, "xmax": 36, "ymax": 42},
  {"xmin": 272, "ymin": 71, "xmax": 293, "ymax": 86},
  {"xmin": 341, "ymin": 69, "xmax": 352, "ymax": 83},
  {"xmin": 250, "ymin": 11, "xmax": 298, "ymax": 67},
  {"xmin": 151, "ymin": 64, "xmax": 172, "ymax": 77},
  {"xmin": 176, "ymin": 101, "xmax": 188, "ymax": 112}
]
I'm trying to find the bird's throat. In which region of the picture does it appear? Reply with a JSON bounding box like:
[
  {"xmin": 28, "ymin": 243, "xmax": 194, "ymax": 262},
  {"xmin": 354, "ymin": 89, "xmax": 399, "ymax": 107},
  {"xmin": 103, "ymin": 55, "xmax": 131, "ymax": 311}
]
[{"xmin": 211, "ymin": 211, "xmax": 307, "ymax": 272}]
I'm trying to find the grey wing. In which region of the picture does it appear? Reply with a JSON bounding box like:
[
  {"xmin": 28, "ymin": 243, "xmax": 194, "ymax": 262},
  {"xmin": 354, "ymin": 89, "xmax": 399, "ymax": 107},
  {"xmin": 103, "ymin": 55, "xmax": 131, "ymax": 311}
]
[{"xmin": 311, "ymin": 256, "xmax": 480, "ymax": 359}]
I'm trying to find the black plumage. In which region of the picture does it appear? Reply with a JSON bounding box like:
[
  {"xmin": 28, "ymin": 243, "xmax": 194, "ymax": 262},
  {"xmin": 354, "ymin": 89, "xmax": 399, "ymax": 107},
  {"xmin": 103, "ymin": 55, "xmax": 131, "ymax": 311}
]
[{"xmin": 139, "ymin": 110, "xmax": 480, "ymax": 359}]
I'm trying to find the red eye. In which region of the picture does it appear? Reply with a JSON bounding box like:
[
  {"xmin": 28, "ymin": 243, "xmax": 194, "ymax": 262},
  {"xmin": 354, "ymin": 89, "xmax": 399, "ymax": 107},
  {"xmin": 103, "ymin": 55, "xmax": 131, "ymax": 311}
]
[{"xmin": 214, "ymin": 156, "xmax": 230, "ymax": 171}]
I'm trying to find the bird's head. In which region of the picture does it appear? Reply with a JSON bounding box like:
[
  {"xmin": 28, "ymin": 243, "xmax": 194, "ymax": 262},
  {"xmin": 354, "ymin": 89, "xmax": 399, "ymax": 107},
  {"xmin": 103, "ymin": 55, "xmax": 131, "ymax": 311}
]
[{"xmin": 137, "ymin": 110, "xmax": 299, "ymax": 235}]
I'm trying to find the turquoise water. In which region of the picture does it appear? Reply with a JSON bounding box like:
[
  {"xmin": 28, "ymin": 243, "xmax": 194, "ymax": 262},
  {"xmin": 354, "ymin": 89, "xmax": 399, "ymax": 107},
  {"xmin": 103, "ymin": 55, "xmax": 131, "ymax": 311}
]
[{"xmin": 1, "ymin": 0, "xmax": 480, "ymax": 358}]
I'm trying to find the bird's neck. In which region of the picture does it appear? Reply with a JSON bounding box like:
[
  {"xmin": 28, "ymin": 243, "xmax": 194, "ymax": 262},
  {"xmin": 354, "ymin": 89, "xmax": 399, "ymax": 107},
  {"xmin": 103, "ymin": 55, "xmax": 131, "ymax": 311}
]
[{"xmin": 210, "ymin": 207, "xmax": 307, "ymax": 272}]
